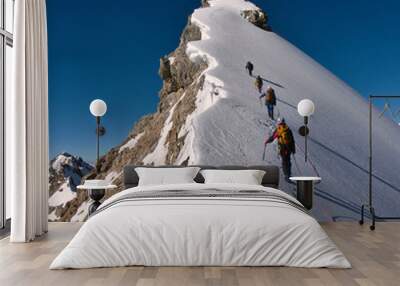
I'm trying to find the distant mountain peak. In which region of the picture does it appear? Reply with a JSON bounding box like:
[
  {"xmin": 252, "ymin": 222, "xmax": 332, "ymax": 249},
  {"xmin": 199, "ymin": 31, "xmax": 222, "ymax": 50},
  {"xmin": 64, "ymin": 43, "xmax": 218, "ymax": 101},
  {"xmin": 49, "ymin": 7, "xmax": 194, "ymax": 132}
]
[
  {"xmin": 48, "ymin": 153, "xmax": 93, "ymax": 222},
  {"xmin": 50, "ymin": 152, "xmax": 93, "ymax": 175}
]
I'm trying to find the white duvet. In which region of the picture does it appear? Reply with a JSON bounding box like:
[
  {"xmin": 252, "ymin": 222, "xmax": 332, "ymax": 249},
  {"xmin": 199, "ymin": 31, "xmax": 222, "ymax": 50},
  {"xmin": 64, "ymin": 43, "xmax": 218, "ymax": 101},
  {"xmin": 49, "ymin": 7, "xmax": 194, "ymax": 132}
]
[{"xmin": 50, "ymin": 183, "xmax": 350, "ymax": 269}]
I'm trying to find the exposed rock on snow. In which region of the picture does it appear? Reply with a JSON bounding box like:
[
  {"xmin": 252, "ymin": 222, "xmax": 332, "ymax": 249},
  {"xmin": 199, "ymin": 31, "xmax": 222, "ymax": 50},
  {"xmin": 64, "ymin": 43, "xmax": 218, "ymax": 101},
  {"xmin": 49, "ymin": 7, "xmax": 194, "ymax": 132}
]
[
  {"xmin": 201, "ymin": 0, "xmax": 210, "ymax": 8},
  {"xmin": 49, "ymin": 182, "xmax": 76, "ymax": 208},
  {"xmin": 119, "ymin": 132, "xmax": 144, "ymax": 153},
  {"xmin": 105, "ymin": 171, "xmax": 122, "ymax": 183},
  {"xmin": 70, "ymin": 200, "xmax": 89, "ymax": 223},
  {"xmin": 241, "ymin": 9, "xmax": 270, "ymax": 31},
  {"xmin": 159, "ymin": 56, "xmax": 172, "ymax": 80}
]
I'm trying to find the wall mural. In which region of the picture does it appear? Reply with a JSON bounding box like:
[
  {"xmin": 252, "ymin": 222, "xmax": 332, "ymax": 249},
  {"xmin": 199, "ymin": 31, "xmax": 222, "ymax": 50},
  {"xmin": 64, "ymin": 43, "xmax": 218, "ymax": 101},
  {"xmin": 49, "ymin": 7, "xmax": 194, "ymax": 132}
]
[{"xmin": 48, "ymin": 0, "xmax": 400, "ymax": 222}]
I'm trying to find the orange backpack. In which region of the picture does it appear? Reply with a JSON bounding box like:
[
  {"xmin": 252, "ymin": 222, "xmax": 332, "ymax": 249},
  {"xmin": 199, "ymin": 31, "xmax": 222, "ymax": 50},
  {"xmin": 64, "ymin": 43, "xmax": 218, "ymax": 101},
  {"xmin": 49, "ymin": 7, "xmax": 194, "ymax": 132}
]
[{"xmin": 277, "ymin": 125, "xmax": 291, "ymax": 146}]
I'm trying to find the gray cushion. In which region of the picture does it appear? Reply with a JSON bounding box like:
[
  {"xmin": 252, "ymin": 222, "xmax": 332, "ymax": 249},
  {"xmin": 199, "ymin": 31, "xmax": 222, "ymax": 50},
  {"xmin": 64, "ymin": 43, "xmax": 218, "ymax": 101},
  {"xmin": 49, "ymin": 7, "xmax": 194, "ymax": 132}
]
[{"xmin": 123, "ymin": 165, "xmax": 279, "ymax": 189}]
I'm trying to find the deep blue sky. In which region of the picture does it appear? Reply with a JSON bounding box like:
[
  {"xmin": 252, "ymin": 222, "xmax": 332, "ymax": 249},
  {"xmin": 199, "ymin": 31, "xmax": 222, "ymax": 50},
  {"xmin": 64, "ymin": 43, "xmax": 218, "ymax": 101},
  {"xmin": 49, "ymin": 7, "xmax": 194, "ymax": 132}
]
[{"xmin": 47, "ymin": 0, "xmax": 400, "ymax": 162}]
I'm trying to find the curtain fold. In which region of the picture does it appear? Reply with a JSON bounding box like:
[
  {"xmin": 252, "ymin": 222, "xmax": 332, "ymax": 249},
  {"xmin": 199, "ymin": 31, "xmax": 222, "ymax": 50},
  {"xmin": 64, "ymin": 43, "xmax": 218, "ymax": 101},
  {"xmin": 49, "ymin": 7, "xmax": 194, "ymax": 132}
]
[{"xmin": 9, "ymin": 0, "xmax": 48, "ymax": 242}]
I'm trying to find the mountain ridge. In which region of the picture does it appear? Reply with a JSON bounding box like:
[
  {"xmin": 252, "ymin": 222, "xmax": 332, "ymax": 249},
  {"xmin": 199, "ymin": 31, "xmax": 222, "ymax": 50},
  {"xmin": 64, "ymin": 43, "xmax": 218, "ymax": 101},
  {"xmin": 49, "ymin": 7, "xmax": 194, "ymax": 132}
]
[{"xmin": 50, "ymin": 0, "xmax": 400, "ymax": 222}]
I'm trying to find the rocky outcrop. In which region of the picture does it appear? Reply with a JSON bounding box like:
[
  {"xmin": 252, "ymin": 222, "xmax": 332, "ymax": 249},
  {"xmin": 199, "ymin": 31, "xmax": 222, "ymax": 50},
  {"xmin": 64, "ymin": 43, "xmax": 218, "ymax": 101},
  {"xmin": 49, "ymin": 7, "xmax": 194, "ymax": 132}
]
[
  {"xmin": 165, "ymin": 74, "xmax": 206, "ymax": 164},
  {"xmin": 95, "ymin": 17, "xmax": 206, "ymax": 173},
  {"xmin": 201, "ymin": 0, "xmax": 210, "ymax": 8},
  {"xmin": 241, "ymin": 9, "xmax": 271, "ymax": 31},
  {"xmin": 98, "ymin": 17, "xmax": 207, "ymax": 171},
  {"xmin": 159, "ymin": 56, "xmax": 172, "ymax": 80}
]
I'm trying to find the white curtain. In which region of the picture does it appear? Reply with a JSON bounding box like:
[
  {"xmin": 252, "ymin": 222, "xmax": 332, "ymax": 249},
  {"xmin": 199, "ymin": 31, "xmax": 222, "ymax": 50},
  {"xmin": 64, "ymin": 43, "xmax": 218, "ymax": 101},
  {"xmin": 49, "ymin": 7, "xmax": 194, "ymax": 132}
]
[{"xmin": 8, "ymin": 0, "xmax": 49, "ymax": 242}]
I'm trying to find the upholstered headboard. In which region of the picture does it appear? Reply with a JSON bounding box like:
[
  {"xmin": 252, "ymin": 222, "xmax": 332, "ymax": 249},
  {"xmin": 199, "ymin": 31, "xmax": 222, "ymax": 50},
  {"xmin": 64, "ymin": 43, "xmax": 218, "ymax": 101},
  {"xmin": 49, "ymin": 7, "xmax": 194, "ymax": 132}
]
[{"xmin": 123, "ymin": 165, "xmax": 280, "ymax": 189}]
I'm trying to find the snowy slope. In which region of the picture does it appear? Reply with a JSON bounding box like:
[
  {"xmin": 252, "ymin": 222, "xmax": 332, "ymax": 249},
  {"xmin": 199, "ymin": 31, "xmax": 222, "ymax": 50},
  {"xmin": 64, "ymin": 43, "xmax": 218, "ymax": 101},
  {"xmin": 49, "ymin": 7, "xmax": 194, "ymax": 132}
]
[{"xmin": 144, "ymin": 0, "xmax": 400, "ymax": 220}]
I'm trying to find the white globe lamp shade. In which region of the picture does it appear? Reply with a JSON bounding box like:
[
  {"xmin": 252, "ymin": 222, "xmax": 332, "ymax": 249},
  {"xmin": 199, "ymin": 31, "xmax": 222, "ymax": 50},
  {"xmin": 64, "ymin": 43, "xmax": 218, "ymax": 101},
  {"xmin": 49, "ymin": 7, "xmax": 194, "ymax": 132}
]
[
  {"xmin": 90, "ymin": 99, "xmax": 107, "ymax": 117},
  {"xmin": 297, "ymin": 99, "xmax": 315, "ymax": 117}
]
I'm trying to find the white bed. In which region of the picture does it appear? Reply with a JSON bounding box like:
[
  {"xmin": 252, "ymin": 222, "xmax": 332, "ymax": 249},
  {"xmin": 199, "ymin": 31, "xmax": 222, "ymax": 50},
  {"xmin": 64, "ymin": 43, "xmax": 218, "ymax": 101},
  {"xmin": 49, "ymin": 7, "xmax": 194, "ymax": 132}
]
[{"xmin": 50, "ymin": 183, "xmax": 350, "ymax": 269}]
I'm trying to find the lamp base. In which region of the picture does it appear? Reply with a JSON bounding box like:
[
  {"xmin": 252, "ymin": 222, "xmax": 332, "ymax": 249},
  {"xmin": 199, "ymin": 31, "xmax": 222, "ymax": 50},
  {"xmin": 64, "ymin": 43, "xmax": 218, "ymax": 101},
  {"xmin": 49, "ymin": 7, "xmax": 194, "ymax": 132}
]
[
  {"xmin": 88, "ymin": 201, "xmax": 102, "ymax": 215},
  {"xmin": 296, "ymin": 180, "xmax": 314, "ymax": 210},
  {"xmin": 88, "ymin": 189, "xmax": 105, "ymax": 215}
]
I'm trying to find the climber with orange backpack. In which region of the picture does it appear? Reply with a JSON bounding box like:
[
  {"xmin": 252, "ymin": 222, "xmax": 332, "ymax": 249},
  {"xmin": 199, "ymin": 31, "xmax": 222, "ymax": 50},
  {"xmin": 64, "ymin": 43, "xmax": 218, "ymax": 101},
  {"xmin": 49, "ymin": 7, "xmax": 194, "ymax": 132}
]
[
  {"xmin": 264, "ymin": 118, "xmax": 296, "ymax": 180},
  {"xmin": 259, "ymin": 86, "xmax": 277, "ymax": 120}
]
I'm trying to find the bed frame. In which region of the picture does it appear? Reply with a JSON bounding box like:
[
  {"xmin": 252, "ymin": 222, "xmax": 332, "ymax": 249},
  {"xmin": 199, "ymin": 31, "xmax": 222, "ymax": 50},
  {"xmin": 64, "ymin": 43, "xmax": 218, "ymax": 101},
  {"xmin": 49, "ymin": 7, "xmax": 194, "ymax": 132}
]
[{"xmin": 123, "ymin": 165, "xmax": 280, "ymax": 189}]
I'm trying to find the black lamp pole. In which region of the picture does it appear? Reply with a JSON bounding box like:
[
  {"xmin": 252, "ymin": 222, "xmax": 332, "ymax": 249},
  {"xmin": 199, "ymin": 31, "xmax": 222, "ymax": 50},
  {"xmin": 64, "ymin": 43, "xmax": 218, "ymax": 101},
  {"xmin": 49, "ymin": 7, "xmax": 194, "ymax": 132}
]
[
  {"xmin": 304, "ymin": 116, "xmax": 309, "ymax": 163},
  {"xmin": 96, "ymin": 116, "xmax": 100, "ymax": 172},
  {"xmin": 90, "ymin": 117, "xmax": 106, "ymax": 215},
  {"xmin": 90, "ymin": 99, "xmax": 107, "ymax": 173},
  {"xmin": 94, "ymin": 116, "xmax": 106, "ymax": 173}
]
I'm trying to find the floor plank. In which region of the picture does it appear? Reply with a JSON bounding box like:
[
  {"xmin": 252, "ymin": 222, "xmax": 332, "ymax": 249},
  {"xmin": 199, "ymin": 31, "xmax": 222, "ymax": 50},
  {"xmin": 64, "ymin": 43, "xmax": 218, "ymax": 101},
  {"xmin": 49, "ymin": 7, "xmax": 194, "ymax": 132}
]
[{"xmin": 0, "ymin": 222, "xmax": 399, "ymax": 286}]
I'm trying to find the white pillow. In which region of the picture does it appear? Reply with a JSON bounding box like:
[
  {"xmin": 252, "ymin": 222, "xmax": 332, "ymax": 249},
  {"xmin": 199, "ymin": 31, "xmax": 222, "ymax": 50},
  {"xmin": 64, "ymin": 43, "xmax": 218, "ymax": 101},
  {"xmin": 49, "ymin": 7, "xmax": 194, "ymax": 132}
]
[
  {"xmin": 135, "ymin": 167, "xmax": 200, "ymax": 186},
  {"xmin": 200, "ymin": 169, "xmax": 266, "ymax": 185}
]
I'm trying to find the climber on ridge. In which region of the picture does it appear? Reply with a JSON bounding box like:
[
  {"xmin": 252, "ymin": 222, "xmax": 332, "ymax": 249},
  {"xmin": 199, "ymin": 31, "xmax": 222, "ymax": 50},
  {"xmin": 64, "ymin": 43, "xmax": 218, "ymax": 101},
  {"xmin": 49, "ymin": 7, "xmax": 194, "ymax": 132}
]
[
  {"xmin": 245, "ymin": 61, "xmax": 254, "ymax": 76},
  {"xmin": 255, "ymin": 75, "xmax": 263, "ymax": 93},
  {"xmin": 259, "ymin": 86, "xmax": 277, "ymax": 120},
  {"xmin": 264, "ymin": 118, "xmax": 296, "ymax": 181}
]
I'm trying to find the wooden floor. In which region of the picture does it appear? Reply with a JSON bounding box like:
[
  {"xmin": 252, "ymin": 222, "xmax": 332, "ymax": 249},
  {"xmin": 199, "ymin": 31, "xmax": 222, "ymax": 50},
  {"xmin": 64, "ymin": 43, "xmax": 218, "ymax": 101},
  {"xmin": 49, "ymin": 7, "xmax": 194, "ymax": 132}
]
[{"xmin": 0, "ymin": 222, "xmax": 399, "ymax": 286}]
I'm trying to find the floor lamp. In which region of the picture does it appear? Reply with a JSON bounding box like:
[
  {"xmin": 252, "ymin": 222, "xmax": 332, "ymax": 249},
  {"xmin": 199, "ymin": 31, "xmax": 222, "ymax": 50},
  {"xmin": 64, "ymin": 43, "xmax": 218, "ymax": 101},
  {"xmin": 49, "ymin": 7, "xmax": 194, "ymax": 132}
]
[
  {"xmin": 297, "ymin": 99, "xmax": 315, "ymax": 162},
  {"xmin": 360, "ymin": 95, "xmax": 400, "ymax": 231},
  {"xmin": 89, "ymin": 99, "xmax": 107, "ymax": 173}
]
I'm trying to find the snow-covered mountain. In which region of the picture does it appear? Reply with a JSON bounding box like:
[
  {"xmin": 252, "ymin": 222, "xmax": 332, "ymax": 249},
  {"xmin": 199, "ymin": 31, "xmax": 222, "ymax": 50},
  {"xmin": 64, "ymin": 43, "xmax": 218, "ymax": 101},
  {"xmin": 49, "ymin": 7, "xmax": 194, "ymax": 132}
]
[
  {"xmin": 55, "ymin": 0, "xmax": 400, "ymax": 222},
  {"xmin": 48, "ymin": 153, "xmax": 93, "ymax": 222}
]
